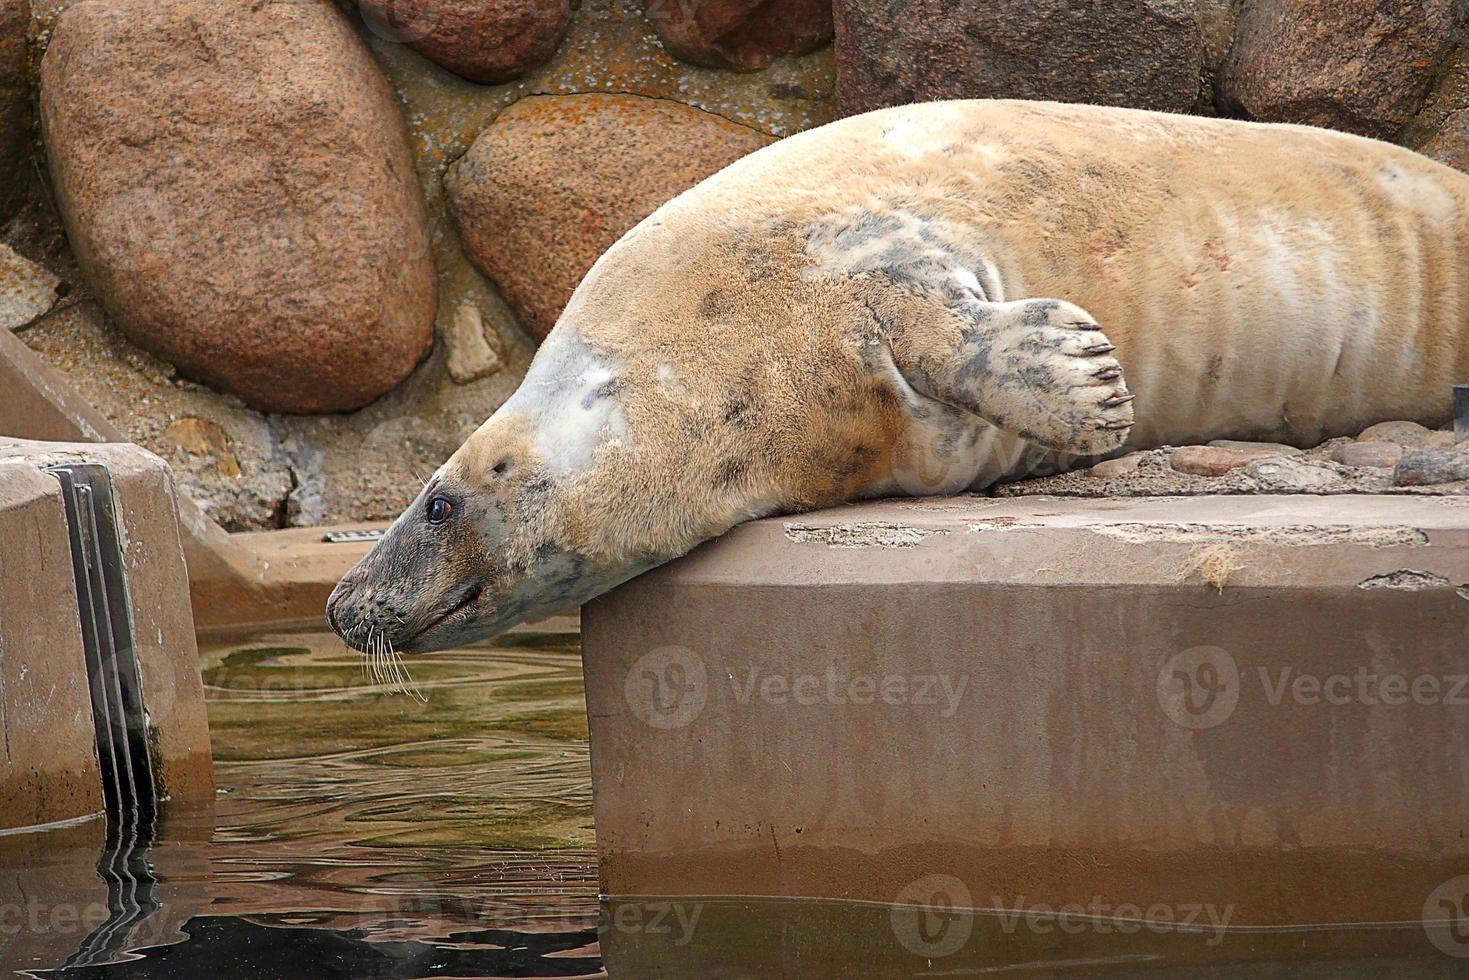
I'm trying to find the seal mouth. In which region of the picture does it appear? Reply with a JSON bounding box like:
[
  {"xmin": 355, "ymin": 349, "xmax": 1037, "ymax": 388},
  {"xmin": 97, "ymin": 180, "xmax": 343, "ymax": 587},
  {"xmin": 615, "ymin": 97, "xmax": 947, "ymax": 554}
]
[{"xmin": 411, "ymin": 583, "xmax": 485, "ymax": 646}]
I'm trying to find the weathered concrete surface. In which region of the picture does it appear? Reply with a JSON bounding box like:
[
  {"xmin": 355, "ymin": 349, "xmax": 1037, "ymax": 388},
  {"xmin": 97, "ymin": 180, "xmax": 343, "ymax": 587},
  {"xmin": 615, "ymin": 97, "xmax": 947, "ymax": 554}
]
[
  {"xmin": 0, "ymin": 461, "xmax": 101, "ymax": 830},
  {"xmin": 584, "ymin": 494, "xmax": 1469, "ymax": 927},
  {"xmin": 0, "ymin": 327, "xmax": 279, "ymax": 627},
  {"xmin": 0, "ymin": 439, "xmax": 213, "ymax": 829}
]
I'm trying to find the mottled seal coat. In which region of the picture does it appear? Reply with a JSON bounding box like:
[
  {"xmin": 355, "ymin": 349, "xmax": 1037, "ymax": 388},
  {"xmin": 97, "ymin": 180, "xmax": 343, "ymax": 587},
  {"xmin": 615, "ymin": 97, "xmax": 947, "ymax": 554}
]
[{"xmin": 329, "ymin": 99, "xmax": 1469, "ymax": 652}]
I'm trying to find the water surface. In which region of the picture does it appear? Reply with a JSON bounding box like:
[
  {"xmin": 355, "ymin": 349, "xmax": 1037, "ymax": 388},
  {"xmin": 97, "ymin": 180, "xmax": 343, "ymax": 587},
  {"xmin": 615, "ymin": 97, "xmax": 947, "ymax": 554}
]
[{"xmin": 1, "ymin": 627, "xmax": 602, "ymax": 978}]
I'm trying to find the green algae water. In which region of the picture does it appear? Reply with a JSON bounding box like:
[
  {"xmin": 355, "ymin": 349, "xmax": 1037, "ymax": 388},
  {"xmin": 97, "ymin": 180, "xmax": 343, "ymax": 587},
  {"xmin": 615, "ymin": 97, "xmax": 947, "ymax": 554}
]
[{"xmin": 0, "ymin": 627, "xmax": 603, "ymax": 978}]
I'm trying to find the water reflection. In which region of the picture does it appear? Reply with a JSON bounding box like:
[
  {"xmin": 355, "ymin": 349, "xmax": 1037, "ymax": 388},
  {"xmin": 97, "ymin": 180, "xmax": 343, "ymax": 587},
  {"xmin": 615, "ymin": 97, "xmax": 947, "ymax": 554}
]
[
  {"xmin": 1, "ymin": 628, "xmax": 602, "ymax": 978},
  {"xmin": 598, "ymin": 896, "xmax": 1467, "ymax": 979}
]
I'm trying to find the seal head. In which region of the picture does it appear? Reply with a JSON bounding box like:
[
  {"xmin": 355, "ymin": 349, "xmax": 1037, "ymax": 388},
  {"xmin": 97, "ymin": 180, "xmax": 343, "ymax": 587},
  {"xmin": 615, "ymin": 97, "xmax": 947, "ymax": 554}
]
[{"xmin": 326, "ymin": 333, "xmax": 666, "ymax": 654}]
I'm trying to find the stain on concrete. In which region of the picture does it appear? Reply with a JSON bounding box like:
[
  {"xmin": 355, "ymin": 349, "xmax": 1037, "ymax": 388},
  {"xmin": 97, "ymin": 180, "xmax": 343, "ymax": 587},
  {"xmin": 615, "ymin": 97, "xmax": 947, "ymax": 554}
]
[
  {"xmin": 1357, "ymin": 570, "xmax": 1453, "ymax": 590},
  {"xmin": 1090, "ymin": 523, "xmax": 1430, "ymax": 548},
  {"xmin": 965, "ymin": 517, "xmax": 1044, "ymax": 532},
  {"xmin": 783, "ymin": 522, "xmax": 947, "ymax": 548}
]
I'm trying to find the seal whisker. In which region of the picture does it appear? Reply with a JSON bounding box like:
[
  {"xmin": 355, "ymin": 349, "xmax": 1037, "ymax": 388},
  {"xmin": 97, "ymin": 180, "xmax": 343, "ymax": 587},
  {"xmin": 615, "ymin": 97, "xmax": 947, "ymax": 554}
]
[
  {"xmin": 371, "ymin": 627, "xmax": 387, "ymax": 688},
  {"xmin": 386, "ymin": 635, "xmax": 427, "ymax": 703}
]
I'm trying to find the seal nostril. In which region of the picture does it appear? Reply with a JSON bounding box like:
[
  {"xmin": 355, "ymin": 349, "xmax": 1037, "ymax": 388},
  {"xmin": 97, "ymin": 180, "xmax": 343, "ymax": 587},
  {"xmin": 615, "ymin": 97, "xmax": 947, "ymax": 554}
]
[{"xmin": 326, "ymin": 582, "xmax": 354, "ymax": 635}]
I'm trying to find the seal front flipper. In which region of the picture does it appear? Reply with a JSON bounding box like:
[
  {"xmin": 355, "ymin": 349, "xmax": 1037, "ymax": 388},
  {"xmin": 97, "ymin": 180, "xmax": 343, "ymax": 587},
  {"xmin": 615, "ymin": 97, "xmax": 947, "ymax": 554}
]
[{"xmin": 879, "ymin": 290, "xmax": 1136, "ymax": 456}]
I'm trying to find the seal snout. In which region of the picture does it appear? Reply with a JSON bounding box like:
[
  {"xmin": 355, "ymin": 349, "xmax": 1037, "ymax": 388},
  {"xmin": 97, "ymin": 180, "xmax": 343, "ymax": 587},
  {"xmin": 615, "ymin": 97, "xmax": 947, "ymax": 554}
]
[{"xmin": 326, "ymin": 571, "xmax": 415, "ymax": 653}]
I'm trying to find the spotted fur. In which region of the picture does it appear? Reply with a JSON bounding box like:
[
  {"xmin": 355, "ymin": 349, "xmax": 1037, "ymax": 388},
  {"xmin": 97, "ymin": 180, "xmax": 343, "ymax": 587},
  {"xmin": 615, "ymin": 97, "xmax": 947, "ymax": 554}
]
[{"xmin": 330, "ymin": 100, "xmax": 1469, "ymax": 652}]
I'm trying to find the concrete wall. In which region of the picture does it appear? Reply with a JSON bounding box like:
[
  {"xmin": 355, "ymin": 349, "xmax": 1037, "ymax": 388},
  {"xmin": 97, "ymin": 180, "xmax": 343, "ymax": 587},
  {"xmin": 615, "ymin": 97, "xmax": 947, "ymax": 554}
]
[
  {"xmin": 0, "ymin": 438, "xmax": 212, "ymax": 831},
  {"xmin": 584, "ymin": 495, "xmax": 1469, "ymax": 929},
  {"xmin": 0, "ymin": 460, "xmax": 102, "ymax": 829}
]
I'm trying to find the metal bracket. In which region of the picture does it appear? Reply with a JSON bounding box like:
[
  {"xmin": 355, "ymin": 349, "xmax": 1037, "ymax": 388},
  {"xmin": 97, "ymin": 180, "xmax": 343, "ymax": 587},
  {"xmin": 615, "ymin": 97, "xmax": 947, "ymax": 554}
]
[
  {"xmin": 323, "ymin": 528, "xmax": 386, "ymax": 544},
  {"xmin": 46, "ymin": 464, "xmax": 156, "ymax": 830}
]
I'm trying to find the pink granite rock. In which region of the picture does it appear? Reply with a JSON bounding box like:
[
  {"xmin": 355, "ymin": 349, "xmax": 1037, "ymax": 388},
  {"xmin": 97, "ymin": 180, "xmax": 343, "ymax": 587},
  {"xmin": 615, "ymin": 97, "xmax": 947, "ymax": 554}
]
[
  {"xmin": 1331, "ymin": 441, "xmax": 1405, "ymax": 469},
  {"xmin": 1218, "ymin": 0, "xmax": 1462, "ymax": 140},
  {"xmin": 446, "ymin": 94, "xmax": 770, "ymax": 340},
  {"xmin": 644, "ymin": 0, "xmax": 833, "ymax": 71},
  {"xmin": 1357, "ymin": 420, "xmax": 1455, "ymax": 449},
  {"xmin": 1088, "ymin": 453, "xmax": 1147, "ymax": 479},
  {"xmin": 1170, "ymin": 445, "xmax": 1286, "ymax": 477},
  {"xmin": 359, "ymin": 0, "xmax": 572, "ymax": 83},
  {"xmin": 41, "ymin": 0, "xmax": 436, "ymax": 413}
]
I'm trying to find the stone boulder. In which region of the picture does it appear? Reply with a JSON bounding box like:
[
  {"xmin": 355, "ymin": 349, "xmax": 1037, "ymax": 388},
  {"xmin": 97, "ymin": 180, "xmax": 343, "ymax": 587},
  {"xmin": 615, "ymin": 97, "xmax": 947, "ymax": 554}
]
[
  {"xmin": 643, "ymin": 0, "xmax": 833, "ymax": 71},
  {"xmin": 358, "ymin": 0, "xmax": 572, "ymax": 84},
  {"xmin": 446, "ymin": 94, "xmax": 770, "ymax": 340},
  {"xmin": 0, "ymin": 0, "xmax": 28, "ymax": 220},
  {"xmin": 1218, "ymin": 0, "xmax": 1464, "ymax": 140},
  {"xmin": 41, "ymin": 0, "xmax": 436, "ymax": 414},
  {"xmin": 1357, "ymin": 419, "xmax": 1455, "ymax": 449},
  {"xmin": 1406, "ymin": 48, "xmax": 1469, "ymax": 173},
  {"xmin": 833, "ymin": 0, "xmax": 1202, "ymax": 117},
  {"xmin": 1331, "ymin": 441, "xmax": 1405, "ymax": 470}
]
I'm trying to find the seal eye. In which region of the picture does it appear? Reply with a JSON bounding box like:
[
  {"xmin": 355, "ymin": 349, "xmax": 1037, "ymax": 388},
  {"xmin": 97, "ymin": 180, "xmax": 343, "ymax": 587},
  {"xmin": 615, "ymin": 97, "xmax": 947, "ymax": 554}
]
[{"xmin": 426, "ymin": 497, "xmax": 453, "ymax": 525}]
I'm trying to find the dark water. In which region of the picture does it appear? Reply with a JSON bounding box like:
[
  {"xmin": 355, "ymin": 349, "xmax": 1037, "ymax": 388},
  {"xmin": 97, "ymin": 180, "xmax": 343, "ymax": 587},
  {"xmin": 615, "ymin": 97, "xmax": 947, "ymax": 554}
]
[{"xmin": 4, "ymin": 629, "xmax": 1467, "ymax": 979}]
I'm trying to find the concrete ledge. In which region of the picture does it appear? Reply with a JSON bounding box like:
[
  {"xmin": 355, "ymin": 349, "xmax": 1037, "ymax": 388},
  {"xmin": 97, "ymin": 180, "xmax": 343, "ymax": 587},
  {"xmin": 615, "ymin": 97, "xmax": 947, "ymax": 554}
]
[
  {"xmin": 584, "ymin": 495, "xmax": 1469, "ymax": 928},
  {"xmin": 0, "ymin": 439, "xmax": 212, "ymax": 829},
  {"xmin": 0, "ymin": 461, "xmax": 102, "ymax": 829}
]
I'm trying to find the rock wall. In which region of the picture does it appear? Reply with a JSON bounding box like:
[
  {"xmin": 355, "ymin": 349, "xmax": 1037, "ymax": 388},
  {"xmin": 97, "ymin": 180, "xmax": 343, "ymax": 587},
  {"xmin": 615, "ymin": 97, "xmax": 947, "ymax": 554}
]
[{"xmin": 0, "ymin": 0, "xmax": 1465, "ymax": 529}]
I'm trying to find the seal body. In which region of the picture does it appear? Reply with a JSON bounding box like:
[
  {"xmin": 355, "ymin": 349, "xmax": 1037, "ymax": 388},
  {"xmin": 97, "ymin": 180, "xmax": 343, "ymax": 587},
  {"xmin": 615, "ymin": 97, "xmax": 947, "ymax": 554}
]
[{"xmin": 330, "ymin": 100, "xmax": 1469, "ymax": 652}]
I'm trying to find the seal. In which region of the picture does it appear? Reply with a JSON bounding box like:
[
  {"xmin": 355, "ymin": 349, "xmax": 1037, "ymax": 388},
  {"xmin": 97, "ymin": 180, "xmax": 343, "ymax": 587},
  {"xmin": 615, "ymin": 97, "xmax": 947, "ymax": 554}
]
[{"xmin": 328, "ymin": 99, "xmax": 1469, "ymax": 653}]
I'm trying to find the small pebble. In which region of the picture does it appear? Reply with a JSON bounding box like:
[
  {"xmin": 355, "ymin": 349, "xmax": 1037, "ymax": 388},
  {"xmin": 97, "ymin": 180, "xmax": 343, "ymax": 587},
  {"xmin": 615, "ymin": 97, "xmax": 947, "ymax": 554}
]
[
  {"xmin": 1357, "ymin": 420, "xmax": 1454, "ymax": 449},
  {"xmin": 1171, "ymin": 445, "xmax": 1285, "ymax": 477},
  {"xmin": 1331, "ymin": 441, "xmax": 1403, "ymax": 469},
  {"xmin": 1393, "ymin": 448, "xmax": 1469, "ymax": 487},
  {"xmin": 1243, "ymin": 457, "xmax": 1343, "ymax": 491},
  {"xmin": 1088, "ymin": 452, "xmax": 1147, "ymax": 479},
  {"xmin": 1207, "ymin": 439, "xmax": 1302, "ymax": 456}
]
